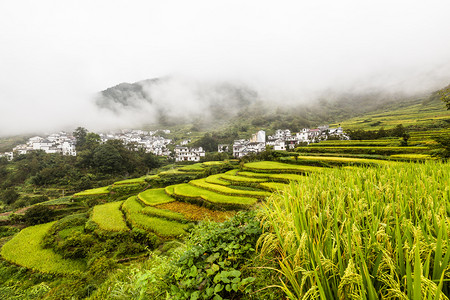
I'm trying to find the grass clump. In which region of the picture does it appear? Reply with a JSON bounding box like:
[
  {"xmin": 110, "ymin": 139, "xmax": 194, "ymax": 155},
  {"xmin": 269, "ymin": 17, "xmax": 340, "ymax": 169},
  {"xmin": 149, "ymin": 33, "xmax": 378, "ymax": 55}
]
[
  {"xmin": 1, "ymin": 222, "xmax": 86, "ymax": 274},
  {"xmin": 91, "ymin": 201, "xmax": 128, "ymax": 232},
  {"xmin": 138, "ymin": 188, "xmax": 175, "ymax": 206},
  {"xmin": 258, "ymin": 161, "xmax": 450, "ymax": 299}
]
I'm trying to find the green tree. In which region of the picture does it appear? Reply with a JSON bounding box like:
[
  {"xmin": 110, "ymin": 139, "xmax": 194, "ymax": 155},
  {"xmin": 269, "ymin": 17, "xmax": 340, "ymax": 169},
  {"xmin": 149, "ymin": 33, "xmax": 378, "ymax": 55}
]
[
  {"xmin": 23, "ymin": 205, "xmax": 55, "ymax": 225},
  {"xmin": 93, "ymin": 143, "xmax": 124, "ymax": 174},
  {"xmin": 1, "ymin": 188, "xmax": 19, "ymax": 205},
  {"xmin": 73, "ymin": 127, "xmax": 88, "ymax": 149},
  {"xmin": 391, "ymin": 124, "xmax": 407, "ymax": 137},
  {"xmin": 438, "ymin": 85, "xmax": 450, "ymax": 110},
  {"xmin": 432, "ymin": 134, "xmax": 450, "ymax": 160}
]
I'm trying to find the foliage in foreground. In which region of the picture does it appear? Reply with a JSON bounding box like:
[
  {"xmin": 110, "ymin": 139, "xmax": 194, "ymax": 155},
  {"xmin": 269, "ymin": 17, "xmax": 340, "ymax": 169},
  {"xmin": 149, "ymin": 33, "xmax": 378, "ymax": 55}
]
[
  {"xmin": 170, "ymin": 211, "xmax": 262, "ymax": 300},
  {"xmin": 258, "ymin": 161, "xmax": 450, "ymax": 299}
]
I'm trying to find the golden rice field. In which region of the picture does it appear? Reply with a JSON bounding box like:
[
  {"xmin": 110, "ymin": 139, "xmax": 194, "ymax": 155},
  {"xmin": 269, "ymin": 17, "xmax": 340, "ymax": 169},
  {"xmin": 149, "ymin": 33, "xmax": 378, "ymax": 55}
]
[{"xmin": 258, "ymin": 161, "xmax": 450, "ymax": 299}]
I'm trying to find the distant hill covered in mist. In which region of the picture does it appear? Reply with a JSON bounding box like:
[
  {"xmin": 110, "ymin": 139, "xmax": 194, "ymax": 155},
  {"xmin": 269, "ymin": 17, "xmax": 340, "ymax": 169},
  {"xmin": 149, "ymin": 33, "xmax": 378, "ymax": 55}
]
[{"xmin": 95, "ymin": 77, "xmax": 449, "ymax": 133}]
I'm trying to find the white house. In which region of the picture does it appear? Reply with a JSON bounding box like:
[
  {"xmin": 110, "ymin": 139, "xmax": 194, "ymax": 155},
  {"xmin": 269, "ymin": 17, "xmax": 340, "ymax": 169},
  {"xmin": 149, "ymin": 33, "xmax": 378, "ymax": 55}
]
[
  {"xmin": 273, "ymin": 140, "xmax": 286, "ymax": 151},
  {"xmin": 218, "ymin": 144, "xmax": 229, "ymax": 153},
  {"xmin": 250, "ymin": 130, "xmax": 266, "ymax": 143},
  {"xmin": 175, "ymin": 146, "xmax": 205, "ymax": 162}
]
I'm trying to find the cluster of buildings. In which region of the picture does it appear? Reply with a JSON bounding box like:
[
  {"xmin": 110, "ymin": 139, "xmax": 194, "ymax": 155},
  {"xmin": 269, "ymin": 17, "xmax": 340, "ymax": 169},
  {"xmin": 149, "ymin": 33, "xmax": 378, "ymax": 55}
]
[
  {"xmin": 231, "ymin": 125, "xmax": 347, "ymax": 158},
  {"xmin": 0, "ymin": 132, "xmax": 77, "ymax": 160},
  {"xmin": 99, "ymin": 129, "xmax": 172, "ymax": 156},
  {"xmin": 0, "ymin": 125, "xmax": 347, "ymax": 162}
]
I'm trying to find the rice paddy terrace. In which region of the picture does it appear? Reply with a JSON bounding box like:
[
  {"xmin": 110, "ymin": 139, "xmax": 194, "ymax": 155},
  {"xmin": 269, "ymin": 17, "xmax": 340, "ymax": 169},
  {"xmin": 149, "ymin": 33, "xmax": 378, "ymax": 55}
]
[
  {"xmin": 0, "ymin": 160, "xmax": 326, "ymax": 274},
  {"xmin": 1, "ymin": 139, "xmax": 448, "ymax": 288},
  {"xmin": 295, "ymin": 128, "xmax": 450, "ymax": 162}
]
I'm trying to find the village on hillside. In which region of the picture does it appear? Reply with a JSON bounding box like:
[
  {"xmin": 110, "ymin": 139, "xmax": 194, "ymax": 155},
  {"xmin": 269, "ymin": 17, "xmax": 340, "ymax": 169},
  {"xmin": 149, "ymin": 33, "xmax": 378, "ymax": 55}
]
[{"xmin": 0, "ymin": 125, "xmax": 347, "ymax": 162}]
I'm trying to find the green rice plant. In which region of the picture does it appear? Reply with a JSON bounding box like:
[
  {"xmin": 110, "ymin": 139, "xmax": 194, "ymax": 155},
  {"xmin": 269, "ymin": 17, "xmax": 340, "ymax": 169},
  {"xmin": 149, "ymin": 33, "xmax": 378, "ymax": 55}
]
[
  {"xmin": 243, "ymin": 161, "xmax": 319, "ymax": 174},
  {"xmin": 296, "ymin": 146, "xmax": 431, "ymax": 156},
  {"xmin": 110, "ymin": 183, "xmax": 145, "ymax": 195},
  {"xmin": 390, "ymin": 154, "xmax": 435, "ymax": 161},
  {"xmin": 73, "ymin": 186, "xmax": 110, "ymax": 197},
  {"xmin": 220, "ymin": 174, "xmax": 267, "ymax": 184},
  {"xmin": 157, "ymin": 201, "xmax": 235, "ymax": 222},
  {"xmin": 309, "ymin": 140, "xmax": 397, "ymax": 147},
  {"xmin": 1, "ymin": 222, "xmax": 86, "ymax": 274},
  {"xmin": 91, "ymin": 201, "xmax": 129, "ymax": 232},
  {"xmin": 258, "ymin": 161, "xmax": 450, "ymax": 299},
  {"xmin": 165, "ymin": 185, "xmax": 175, "ymax": 196},
  {"xmin": 291, "ymin": 155, "xmax": 398, "ymax": 166},
  {"xmin": 269, "ymin": 173, "xmax": 304, "ymax": 182},
  {"xmin": 122, "ymin": 196, "xmax": 144, "ymax": 215},
  {"xmin": 172, "ymin": 183, "xmax": 257, "ymax": 209},
  {"xmin": 202, "ymin": 161, "xmax": 226, "ymax": 166},
  {"xmin": 122, "ymin": 196, "xmax": 188, "ymax": 237},
  {"xmin": 225, "ymin": 169, "xmax": 239, "ymax": 175},
  {"xmin": 178, "ymin": 163, "xmax": 205, "ymax": 172},
  {"xmin": 128, "ymin": 214, "xmax": 189, "ymax": 238},
  {"xmin": 40, "ymin": 196, "xmax": 74, "ymax": 206},
  {"xmin": 141, "ymin": 206, "xmax": 188, "ymax": 223},
  {"xmin": 138, "ymin": 188, "xmax": 175, "ymax": 206},
  {"xmin": 237, "ymin": 171, "xmax": 305, "ymax": 183},
  {"xmin": 259, "ymin": 182, "xmax": 289, "ymax": 192},
  {"xmin": 158, "ymin": 169, "xmax": 187, "ymax": 175},
  {"xmin": 236, "ymin": 171, "xmax": 272, "ymax": 179},
  {"xmin": 189, "ymin": 178, "xmax": 271, "ymax": 199},
  {"xmin": 205, "ymin": 174, "xmax": 232, "ymax": 186},
  {"xmin": 113, "ymin": 177, "xmax": 147, "ymax": 185}
]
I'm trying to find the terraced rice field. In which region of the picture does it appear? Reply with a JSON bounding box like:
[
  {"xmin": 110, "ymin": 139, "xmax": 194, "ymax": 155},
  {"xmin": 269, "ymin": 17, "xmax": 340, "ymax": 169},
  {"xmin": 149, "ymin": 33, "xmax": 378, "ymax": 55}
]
[
  {"xmin": 242, "ymin": 161, "xmax": 319, "ymax": 174},
  {"xmin": 1, "ymin": 222, "xmax": 86, "ymax": 274},
  {"xmin": 122, "ymin": 196, "xmax": 189, "ymax": 238},
  {"xmin": 296, "ymin": 146, "xmax": 430, "ymax": 155},
  {"xmin": 113, "ymin": 175, "xmax": 158, "ymax": 185},
  {"xmin": 171, "ymin": 183, "xmax": 257, "ymax": 208},
  {"xmin": 157, "ymin": 201, "xmax": 235, "ymax": 222},
  {"xmin": 91, "ymin": 201, "xmax": 128, "ymax": 232},
  {"xmin": 290, "ymin": 155, "xmax": 397, "ymax": 166},
  {"xmin": 138, "ymin": 188, "xmax": 175, "ymax": 206},
  {"xmin": 189, "ymin": 178, "xmax": 271, "ymax": 199},
  {"xmin": 73, "ymin": 186, "xmax": 110, "ymax": 196}
]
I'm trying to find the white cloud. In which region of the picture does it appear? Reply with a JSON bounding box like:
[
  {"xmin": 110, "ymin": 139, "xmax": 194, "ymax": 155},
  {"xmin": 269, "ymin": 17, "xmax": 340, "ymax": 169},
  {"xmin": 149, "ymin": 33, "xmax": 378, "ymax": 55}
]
[{"xmin": 1, "ymin": 0, "xmax": 450, "ymax": 136}]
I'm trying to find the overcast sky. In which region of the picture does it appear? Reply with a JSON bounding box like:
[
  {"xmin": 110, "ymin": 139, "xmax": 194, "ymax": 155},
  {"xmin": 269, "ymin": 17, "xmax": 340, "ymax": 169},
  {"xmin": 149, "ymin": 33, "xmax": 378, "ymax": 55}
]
[{"xmin": 1, "ymin": 0, "xmax": 450, "ymax": 136}]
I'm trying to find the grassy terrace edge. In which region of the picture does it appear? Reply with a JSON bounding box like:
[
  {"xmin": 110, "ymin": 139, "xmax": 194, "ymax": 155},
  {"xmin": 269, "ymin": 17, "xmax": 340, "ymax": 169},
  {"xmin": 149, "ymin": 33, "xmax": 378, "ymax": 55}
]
[{"xmin": 1, "ymin": 222, "xmax": 86, "ymax": 274}]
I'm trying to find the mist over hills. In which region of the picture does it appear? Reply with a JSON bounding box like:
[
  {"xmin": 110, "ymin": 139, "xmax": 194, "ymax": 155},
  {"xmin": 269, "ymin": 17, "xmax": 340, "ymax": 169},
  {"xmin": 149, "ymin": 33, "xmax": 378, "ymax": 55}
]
[
  {"xmin": 95, "ymin": 77, "xmax": 258, "ymax": 126},
  {"xmin": 94, "ymin": 76, "xmax": 446, "ymax": 132}
]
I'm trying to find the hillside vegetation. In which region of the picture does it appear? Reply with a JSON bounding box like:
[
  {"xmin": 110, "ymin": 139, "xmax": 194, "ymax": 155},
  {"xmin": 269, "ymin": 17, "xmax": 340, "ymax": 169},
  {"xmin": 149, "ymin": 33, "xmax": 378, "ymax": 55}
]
[{"xmin": 0, "ymin": 85, "xmax": 449, "ymax": 299}]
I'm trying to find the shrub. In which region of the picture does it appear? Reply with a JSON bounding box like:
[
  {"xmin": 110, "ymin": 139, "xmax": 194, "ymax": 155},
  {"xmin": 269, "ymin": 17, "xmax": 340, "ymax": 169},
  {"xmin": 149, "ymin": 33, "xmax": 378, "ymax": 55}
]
[
  {"xmin": 170, "ymin": 211, "xmax": 262, "ymax": 299},
  {"xmin": 23, "ymin": 205, "xmax": 55, "ymax": 225}
]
